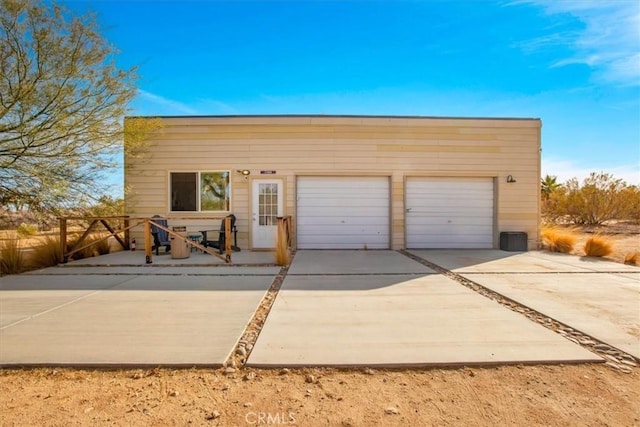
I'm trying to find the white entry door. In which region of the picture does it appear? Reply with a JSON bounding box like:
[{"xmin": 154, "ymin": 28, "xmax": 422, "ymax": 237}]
[{"xmin": 252, "ymin": 179, "xmax": 284, "ymax": 249}]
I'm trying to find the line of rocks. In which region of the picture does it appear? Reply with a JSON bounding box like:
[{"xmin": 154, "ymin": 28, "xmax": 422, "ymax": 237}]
[
  {"xmin": 223, "ymin": 256, "xmax": 293, "ymax": 372},
  {"xmin": 400, "ymin": 250, "xmax": 638, "ymax": 374}
]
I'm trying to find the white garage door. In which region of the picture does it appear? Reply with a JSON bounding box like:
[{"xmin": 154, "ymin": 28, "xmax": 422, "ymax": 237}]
[
  {"xmin": 406, "ymin": 177, "xmax": 494, "ymax": 248},
  {"xmin": 297, "ymin": 177, "xmax": 390, "ymax": 249}
]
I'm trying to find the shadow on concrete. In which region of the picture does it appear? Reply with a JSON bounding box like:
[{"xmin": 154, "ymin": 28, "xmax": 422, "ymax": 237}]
[
  {"xmin": 281, "ymin": 273, "xmax": 435, "ymax": 291},
  {"xmin": 0, "ymin": 273, "xmax": 277, "ymax": 291}
]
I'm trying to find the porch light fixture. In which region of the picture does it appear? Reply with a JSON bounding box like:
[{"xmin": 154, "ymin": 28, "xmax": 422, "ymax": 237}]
[
  {"xmin": 506, "ymin": 175, "xmax": 517, "ymax": 183},
  {"xmin": 237, "ymin": 169, "xmax": 251, "ymax": 176}
]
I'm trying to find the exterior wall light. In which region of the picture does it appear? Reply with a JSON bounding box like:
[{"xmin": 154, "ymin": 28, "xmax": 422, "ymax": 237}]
[
  {"xmin": 506, "ymin": 175, "xmax": 517, "ymax": 183},
  {"xmin": 237, "ymin": 169, "xmax": 251, "ymax": 176}
]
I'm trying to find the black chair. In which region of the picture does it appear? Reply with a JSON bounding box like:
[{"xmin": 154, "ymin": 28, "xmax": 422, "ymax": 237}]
[
  {"xmin": 200, "ymin": 214, "xmax": 240, "ymax": 254},
  {"xmin": 150, "ymin": 215, "xmax": 171, "ymax": 255}
]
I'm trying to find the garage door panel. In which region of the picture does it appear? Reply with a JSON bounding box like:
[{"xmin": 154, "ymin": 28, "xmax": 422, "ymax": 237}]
[
  {"xmin": 297, "ymin": 177, "xmax": 390, "ymax": 249},
  {"xmin": 298, "ymin": 234, "xmax": 389, "ymax": 249},
  {"xmin": 406, "ymin": 177, "xmax": 494, "ymax": 249},
  {"xmin": 297, "ymin": 217, "xmax": 389, "ymax": 226},
  {"xmin": 409, "ymin": 204, "xmax": 493, "ymax": 213},
  {"xmin": 298, "ymin": 204, "xmax": 388, "ymax": 216},
  {"xmin": 409, "ymin": 224, "xmax": 493, "ymax": 233},
  {"xmin": 299, "ymin": 224, "xmax": 390, "ymax": 235},
  {"xmin": 297, "ymin": 242, "xmax": 389, "ymax": 250}
]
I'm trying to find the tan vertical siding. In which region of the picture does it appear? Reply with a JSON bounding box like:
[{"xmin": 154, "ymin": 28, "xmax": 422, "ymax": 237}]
[{"xmin": 125, "ymin": 116, "xmax": 541, "ymax": 249}]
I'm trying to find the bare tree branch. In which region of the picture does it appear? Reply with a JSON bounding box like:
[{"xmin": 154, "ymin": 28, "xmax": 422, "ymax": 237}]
[{"xmin": 0, "ymin": 0, "xmax": 137, "ymax": 214}]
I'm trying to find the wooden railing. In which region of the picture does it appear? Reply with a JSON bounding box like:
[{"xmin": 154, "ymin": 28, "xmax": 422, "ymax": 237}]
[
  {"xmin": 144, "ymin": 216, "xmax": 233, "ymax": 264},
  {"xmin": 59, "ymin": 216, "xmax": 134, "ymax": 263},
  {"xmin": 59, "ymin": 215, "xmax": 235, "ymax": 264}
]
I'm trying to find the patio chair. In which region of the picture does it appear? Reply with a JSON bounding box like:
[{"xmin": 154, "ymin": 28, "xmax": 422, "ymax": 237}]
[
  {"xmin": 150, "ymin": 215, "xmax": 171, "ymax": 255},
  {"xmin": 200, "ymin": 214, "xmax": 240, "ymax": 254}
]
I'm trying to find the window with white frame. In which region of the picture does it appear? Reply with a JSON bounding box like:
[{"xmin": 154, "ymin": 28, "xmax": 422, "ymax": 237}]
[{"xmin": 170, "ymin": 171, "xmax": 230, "ymax": 212}]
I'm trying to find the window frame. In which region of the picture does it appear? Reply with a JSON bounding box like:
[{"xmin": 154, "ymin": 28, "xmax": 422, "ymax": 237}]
[{"xmin": 168, "ymin": 170, "xmax": 231, "ymax": 213}]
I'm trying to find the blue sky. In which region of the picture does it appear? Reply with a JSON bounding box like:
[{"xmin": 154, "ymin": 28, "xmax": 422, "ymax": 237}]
[{"xmin": 64, "ymin": 0, "xmax": 640, "ymax": 193}]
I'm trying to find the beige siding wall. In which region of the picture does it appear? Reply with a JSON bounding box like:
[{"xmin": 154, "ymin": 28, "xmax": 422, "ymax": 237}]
[{"xmin": 125, "ymin": 116, "xmax": 541, "ymax": 250}]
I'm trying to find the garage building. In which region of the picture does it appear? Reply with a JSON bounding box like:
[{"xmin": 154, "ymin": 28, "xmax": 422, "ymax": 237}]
[{"xmin": 125, "ymin": 115, "xmax": 541, "ymax": 250}]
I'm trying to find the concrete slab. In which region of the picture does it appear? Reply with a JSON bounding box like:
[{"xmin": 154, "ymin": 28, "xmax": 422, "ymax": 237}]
[
  {"xmin": 247, "ymin": 273, "xmax": 600, "ymax": 367},
  {"xmin": 0, "ymin": 275, "xmax": 128, "ymax": 328},
  {"xmin": 462, "ymin": 272, "xmax": 640, "ymax": 358},
  {"xmin": 288, "ymin": 250, "xmax": 435, "ymax": 275},
  {"xmin": 23, "ymin": 265, "xmax": 281, "ymax": 277},
  {"xmin": 0, "ymin": 273, "xmax": 275, "ymax": 366},
  {"xmin": 68, "ymin": 250, "xmax": 278, "ymax": 266},
  {"xmin": 22, "ymin": 266, "xmax": 165, "ymax": 275},
  {"xmin": 409, "ymin": 250, "xmax": 640, "ymax": 273}
]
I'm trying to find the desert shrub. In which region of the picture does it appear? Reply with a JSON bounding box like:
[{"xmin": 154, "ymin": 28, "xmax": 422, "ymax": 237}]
[
  {"xmin": 66, "ymin": 234, "xmax": 111, "ymax": 260},
  {"xmin": 16, "ymin": 222, "xmax": 38, "ymax": 238},
  {"xmin": 621, "ymin": 186, "xmax": 640, "ymax": 223},
  {"xmin": 624, "ymin": 252, "xmax": 639, "ymax": 265},
  {"xmin": 93, "ymin": 235, "xmax": 111, "ymax": 255},
  {"xmin": 541, "ymin": 189, "xmax": 566, "ymax": 223},
  {"xmin": 68, "ymin": 237, "xmax": 95, "ymax": 260},
  {"xmin": 547, "ymin": 172, "xmax": 633, "ymax": 225},
  {"xmin": 541, "ymin": 227, "xmax": 576, "ymax": 253},
  {"xmin": 0, "ymin": 236, "xmax": 25, "ymax": 275},
  {"xmin": 31, "ymin": 235, "xmax": 63, "ymax": 269},
  {"xmin": 583, "ymin": 235, "xmax": 613, "ymax": 257}
]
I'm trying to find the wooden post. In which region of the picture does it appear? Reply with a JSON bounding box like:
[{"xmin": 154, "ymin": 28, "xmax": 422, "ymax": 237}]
[
  {"xmin": 59, "ymin": 217, "xmax": 67, "ymax": 263},
  {"xmin": 124, "ymin": 216, "xmax": 130, "ymax": 250},
  {"xmin": 224, "ymin": 215, "xmax": 232, "ymax": 262},
  {"xmin": 286, "ymin": 216, "xmax": 292, "ymax": 248},
  {"xmin": 144, "ymin": 219, "xmax": 152, "ymax": 264}
]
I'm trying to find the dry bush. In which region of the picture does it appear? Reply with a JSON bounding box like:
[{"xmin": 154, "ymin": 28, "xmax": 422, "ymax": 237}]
[
  {"xmin": 69, "ymin": 234, "xmax": 111, "ymax": 259},
  {"xmin": 541, "ymin": 227, "xmax": 577, "ymax": 253},
  {"xmin": 67, "ymin": 237, "xmax": 93, "ymax": 260},
  {"xmin": 624, "ymin": 252, "xmax": 639, "ymax": 265},
  {"xmin": 0, "ymin": 236, "xmax": 25, "ymax": 275},
  {"xmin": 93, "ymin": 235, "xmax": 111, "ymax": 255},
  {"xmin": 30, "ymin": 235, "xmax": 63, "ymax": 269},
  {"xmin": 583, "ymin": 235, "xmax": 614, "ymax": 257},
  {"xmin": 542, "ymin": 173, "xmax": 640, "ymax": 225},
  {"xmin": 16, "ymin": 222, "xmax": 38, "ymax": 238}
]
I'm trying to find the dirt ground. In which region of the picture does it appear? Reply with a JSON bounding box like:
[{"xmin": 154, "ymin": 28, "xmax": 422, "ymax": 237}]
[
  {"xmin": 1, "ymin": 225, "xmax": 639, "ymax": 426},
  {"xmin": 0, "ymin": 365, "xmax": 638, "ymax": 426},
  {"xmin": 565, "ymin": 222, "xmax": 639, "ymax": 265}
]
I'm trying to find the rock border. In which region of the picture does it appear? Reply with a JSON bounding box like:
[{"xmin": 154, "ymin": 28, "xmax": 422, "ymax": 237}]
[{"xmin": 224, "ymin": 254, "xmax": 293, "ymax": 370}]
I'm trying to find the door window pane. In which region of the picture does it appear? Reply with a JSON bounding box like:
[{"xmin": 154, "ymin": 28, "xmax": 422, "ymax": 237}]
[{"xmin": 259, "ymin": 183, "xmax": 278, "ymax": 226}]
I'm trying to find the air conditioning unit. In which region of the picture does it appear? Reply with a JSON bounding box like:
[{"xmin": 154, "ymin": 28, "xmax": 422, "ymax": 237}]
[{"xmin": 500, "ymin": 232, "xmax": 528, "ymax": 252}]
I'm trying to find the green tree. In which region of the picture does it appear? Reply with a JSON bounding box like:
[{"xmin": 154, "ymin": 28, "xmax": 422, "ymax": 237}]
[
  {"xmin": 0, "ymin": 0, "xmax": 137, "ymax": 215},
  {"xmin": 541, "ymin": 174, "xmax": 561, "ymax": 200},
  {"xmin": 83, "ymin": 195, "xmax": 124, "ymax": 217}
]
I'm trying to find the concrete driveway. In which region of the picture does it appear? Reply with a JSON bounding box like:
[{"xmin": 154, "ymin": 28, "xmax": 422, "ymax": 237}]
[
  {"xmin": 3, "ymin": 249, "xmax": 636, "ymax": 368},
  {"xmin": 0, "ymin": 265, "xmax": 278, "ymax": 366},
  {"xmin": 247, "ymin": 250, "xmax": 604, "ymax": 367},
  {"xmin": 410, "ymin": 250, "xmax": 640, "ymax": 358}
]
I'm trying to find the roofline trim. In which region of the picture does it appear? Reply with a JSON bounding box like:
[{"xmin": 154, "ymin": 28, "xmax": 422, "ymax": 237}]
[{"xmin": 125, "ymin": 114, "xmax": 541, "ymax": 121}]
